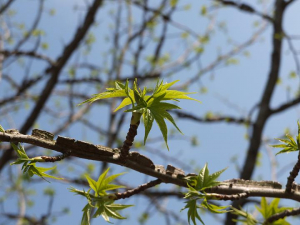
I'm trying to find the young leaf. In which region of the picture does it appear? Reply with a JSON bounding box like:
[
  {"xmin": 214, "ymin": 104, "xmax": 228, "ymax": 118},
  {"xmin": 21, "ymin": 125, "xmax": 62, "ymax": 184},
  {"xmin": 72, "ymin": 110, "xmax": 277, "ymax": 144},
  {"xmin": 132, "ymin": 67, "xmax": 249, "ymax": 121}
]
[
  {"xmin": 81, "ymin": 204, "xmax": 92, "ymax": 225},
  {"xmin": 271, "ymin": 126, "xmax": 299, "ymax": 155},
  {"xmin": 0, "ymin": 124, "xmax": 4, "ymax": 132},
  {"xmin": 201, "ymin": 199, "xmax": 230, "ymax": 214},
  {"xmin": 80, "ymin": 79, "xmax": 201, "ymax": 150},
  {"xmin": 71, "ymin": 168, "xmax": 131, "ymax": 224},
  {"xmin": 10, "ymin": 143, "xmax": 62, "ymax": 181},
  {"xmin": 186, "ymin": 163, "xmax": 227, "ymax": 191},
  {"xmin": 181, "ymin": 199, "xmax": 205, "ymax": 225},
  {"xmin": 230, "ymin": 207, "xmax": 258, "ymax": 225},
  {"xmin": 256, "ymin": 197, "xmax": 293, "ymax": 225}
]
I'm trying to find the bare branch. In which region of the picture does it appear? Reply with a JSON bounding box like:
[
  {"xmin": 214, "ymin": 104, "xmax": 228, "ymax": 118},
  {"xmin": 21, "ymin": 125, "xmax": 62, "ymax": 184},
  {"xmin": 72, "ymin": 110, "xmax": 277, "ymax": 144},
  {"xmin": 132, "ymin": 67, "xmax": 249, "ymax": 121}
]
[
  {"xmin": 214, "ymin": 0, "xmax": 273, "ymax": 22},
  {"xmin": 114, "ymin": 179, "xmax": 162, "ymax": 200},
  {"xmin": 0, "ymin": 50, "xmax": 55, "ymax": 65},
  {"xmin": 173, "ymin": 111, "xmax": 252, "ymax": 125},
  {"xmin": 0, "ymin": 0, "xmax": 15, "ymax": 15}
]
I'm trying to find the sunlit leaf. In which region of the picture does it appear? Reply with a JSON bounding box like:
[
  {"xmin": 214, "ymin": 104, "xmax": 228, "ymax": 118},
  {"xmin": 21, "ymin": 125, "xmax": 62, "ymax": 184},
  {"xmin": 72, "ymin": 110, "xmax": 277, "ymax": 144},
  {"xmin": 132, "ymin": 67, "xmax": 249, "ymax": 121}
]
[
  {"xmin": 71, "ymin": 168, "xmax": 131, "ymax": 224},
  {"xmin": 271, "ymin": 124, "xmax": 300, "ymax": 155}
]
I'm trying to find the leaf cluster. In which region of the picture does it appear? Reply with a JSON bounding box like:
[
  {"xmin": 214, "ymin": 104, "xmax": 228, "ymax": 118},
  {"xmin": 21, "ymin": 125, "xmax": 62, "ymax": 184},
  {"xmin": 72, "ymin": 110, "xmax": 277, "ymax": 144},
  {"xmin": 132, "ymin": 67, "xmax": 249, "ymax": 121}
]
[
  {"xmin": 271, "ymin": 121, "xmax": 300, "ymax": 155},
  {"xmin": 231, "ymin": 198, "xmax": 292, "ymax": 225},
  {"xmin": 257, "ymin": 198, "xmax": 292, "ymax": 225},
  {"xmin": 1, "ymin": 124, "xmax": 60, "ymax": 181},
  {"xmin": 69, "ymin": 168, "xmax": 132, "ymax": 224},
  {"xmin": 79, "ymin": 79, "xmax": 200, "ymax": 149},
  {"xmin": 181, "ymin": 164, "xmax": 229, "ymax": 225},
  {"xmin": 10, "ymin": 143, "xmax": 62, "ymax": 182}
]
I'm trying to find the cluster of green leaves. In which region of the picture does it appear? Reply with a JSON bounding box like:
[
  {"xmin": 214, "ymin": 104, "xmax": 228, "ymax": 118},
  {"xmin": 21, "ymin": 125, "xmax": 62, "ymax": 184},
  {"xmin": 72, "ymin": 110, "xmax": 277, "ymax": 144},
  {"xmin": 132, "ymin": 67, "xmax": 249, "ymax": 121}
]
[
  {"xmin": 69, "ymin": 168, "xmax": 132, "ymax": 225},
  {"xmin": 10, "ymin": 143, "xmax": 62, "ymax": 182},
  {"xmin": 0, "ymin": 125, "xmax": 61, "ymax": 182},
  {"xmin": 271, "ymin": 121, "xmax": 300, "ymax": 155},
  {"xmin": 232, "ymin": 198, "xmax": 292, "ymax": 225},
  {"xmin": 80, "ymin": 79, "xmax": 200, "ymax": 149},
  {"xmin": 181, "ymin": 164, "xmax": 229, "ymax": 225}
]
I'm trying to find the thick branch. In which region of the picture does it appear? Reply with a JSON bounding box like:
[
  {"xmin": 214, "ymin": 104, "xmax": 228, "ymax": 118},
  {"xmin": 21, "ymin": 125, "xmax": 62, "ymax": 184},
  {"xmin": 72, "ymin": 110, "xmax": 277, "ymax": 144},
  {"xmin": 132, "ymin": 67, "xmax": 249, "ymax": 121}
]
[
  {"xmin": 2, "ymin": 130, "xmax": 300, "ymax": 203},
  {"xmin": 228, "ymin": 2, "xmax": 286, "ymax": 224}
]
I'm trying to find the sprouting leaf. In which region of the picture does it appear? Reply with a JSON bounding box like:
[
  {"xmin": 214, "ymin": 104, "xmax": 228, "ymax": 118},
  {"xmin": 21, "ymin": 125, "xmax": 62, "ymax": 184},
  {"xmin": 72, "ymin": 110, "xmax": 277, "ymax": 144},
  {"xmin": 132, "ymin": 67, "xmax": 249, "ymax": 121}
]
[
  {"xmin": 78, "ymin": 81, "xmax": 131, "ymax": 105},
  {"xmin": 201, "ymin": 6, "xmax": 207, "ymax": 16},
  {"xmin": 80, "ymin": 80, "xmax": 201, "ymax": 150},
  {"xmin": 71, "ymin": 168, "xmax": 131, "ymax": 225},
  {"xmin": 201, "ymin": 198, "xmax": 230, "ymax": 214},
  {"xmin": 0, "ymin": 124, "xmax": 4, "ymax": 132},
  {"xmin": 10, "ymin": 143, "xmax": 62, "ymax": 181},
  {"xmin": 170, "ymin": 0, "xmax": 179, "ymax": 7},
  {"xmin": 230, "ymin": 207, "xmax": 258, "ymax": 225},
  {"xmin": 81, "ymin": 204, "xmax": 92, "ymax": 225},
  {"xmin": 256, "ymin": 197, "xmax": 292, "ymax": 225},
  {"xmin": 182, "ymin": 164, "xmax": 229, "ymax": 225},
  {"xmin": 271, "ymin": 122, "xmax": 300, "ymax": 155},
  {"xmin": 181, "ymin": 199, "xmax": 204, "ymax": 225},
  {"xmin": 69, "ymin": 168, "xmax": 132, "ymax": 225},
  {"xmin": 186, "ymin": 163, "xmax": 226, "ymax": 191}
]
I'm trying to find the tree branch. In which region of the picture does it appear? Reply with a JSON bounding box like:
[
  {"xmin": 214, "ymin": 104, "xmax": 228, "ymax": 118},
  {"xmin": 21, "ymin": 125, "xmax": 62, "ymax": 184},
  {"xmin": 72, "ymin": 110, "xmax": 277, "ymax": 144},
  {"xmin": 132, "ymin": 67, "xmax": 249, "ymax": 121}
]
[
  {"xmin": 173, "ymin": 111, "xmax": 251, "ymax": 125},
  {"xmin": 214, "ymin": 0, "xmax": 274, "ymax": 22},
  {"xmin": 2, "ymin": 130, "xmax": 300, "ymax": 203},
  {"xmin": 264, "ymin": 207, "xmax": 300, "ymax": 224},
  {"xmin": 0, "ymin": 0, "xmax": 15, "ymax": 14}
]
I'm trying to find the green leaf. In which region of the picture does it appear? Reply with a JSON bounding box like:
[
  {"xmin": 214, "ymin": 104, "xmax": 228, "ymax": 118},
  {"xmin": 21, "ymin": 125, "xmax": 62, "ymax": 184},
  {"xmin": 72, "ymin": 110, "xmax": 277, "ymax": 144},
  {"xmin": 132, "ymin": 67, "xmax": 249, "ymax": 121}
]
[
  {"xmin": 271, "ymin": 125, "xmax": 300, "ymax": 155},
  {"xmin": 80, "ymin": 79, "xmax": 201, "ymax": 150},
  {"xmin": 79, "ymin": 89, "xmax": 127, "ymax": 105},
  {"xmin": 10, "ymin": 143, "xmax": 62, "ymax": 181},
  {"xmin": 170, "ymin": 0, "xmax": 179, "ymax": 7},
  {"xmin": 230, "ymin": 207, "xmax": 258, "ymax": 225},
  {"xmin": 29, "ymin": 165, "xmax": 63, "ymax": 181},
  {"xmin": 81, "ymin": 204, "xmax": 92, "ymax": 225},
  {"xmin": 143, "ymin": 109, "xmax": 154, "ymax": 145},
  {"xmin": 256, "ymin": 197, "xmax": 292, "ymax": 224},
  {"xmin": 11, "ymin": 143, "xmax": 29, "ymax": 159},
  {"xmin": 114, "ymin": 97, "xmax": 133, "ymax": 112},
  {"xmin": 201, "ymin": 199, "xmax": 230, "ymax": 214},
  {"xmin": 150, "ymin": 108, "xmax": 169, "ymax": 150},
  {"xmin": 71, "ymin": 168, "xmax": 131, "ymax": 224},
  {"xmin": 0, "ymin": 124, "xmax": 5, "ymax": 132},
  {"xmin": 162, "ymin": 90, "xmax": 201, "ymax": 103},
  {"xmin": 181, "ymin": 199, "xmax": 204, "ymax": 225},
  {"xmin": 85, "ymin": 174, "xmax": 98, "ymax": 193},
  {"xmin": 186, "ymin": 164, "xmax": 226, "ymax": 191}
]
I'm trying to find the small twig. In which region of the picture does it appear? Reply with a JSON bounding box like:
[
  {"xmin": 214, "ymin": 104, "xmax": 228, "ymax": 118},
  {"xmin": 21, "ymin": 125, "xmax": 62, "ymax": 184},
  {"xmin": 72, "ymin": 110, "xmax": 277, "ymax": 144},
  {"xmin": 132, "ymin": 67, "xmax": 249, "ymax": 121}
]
[
  {"xmin": 40, "ymin": 150, "xmax": 72, "ymax": 162},
  {"xmin": 285, "ymin": 150, "xmax": 300, "ymax": 192},
  {"xmin": 206, "ymin": 192, "xmax": 249, "ymax": 201},
  {"xmin": 114, "ymin": 179, "xmax": 162, "ymax": 200},
  {"xmin": 0, "ymin": 50, "xmax": 55, "ymax": 65},
  {"xmin": 174, "ymin": 111, "xmax": 252, "ymax": 125},
  {"xmin": 215, "ymin": 0, "xmax": 273, "ymax": 22},
  {"xmin": 263, "ymin": 207, "xmax": 300, "ymax": 224}
]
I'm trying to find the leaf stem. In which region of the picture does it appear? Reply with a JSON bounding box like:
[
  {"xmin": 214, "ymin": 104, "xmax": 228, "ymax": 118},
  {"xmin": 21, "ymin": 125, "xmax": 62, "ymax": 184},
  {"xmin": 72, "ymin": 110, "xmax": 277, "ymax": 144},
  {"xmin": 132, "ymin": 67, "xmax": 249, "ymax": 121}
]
[
  {"xmin": 285, "ymin": 149, "xmax": 300, "ymax": 192},
  {"xmin": 120, "ymin": 112, "xmax": 142, "ymax": 158}
]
